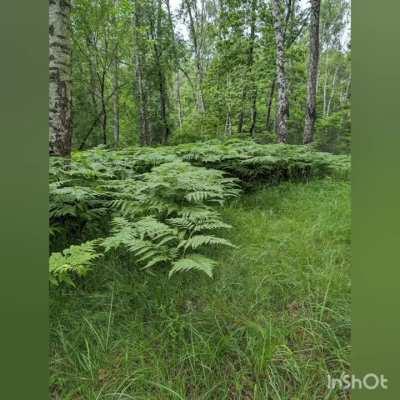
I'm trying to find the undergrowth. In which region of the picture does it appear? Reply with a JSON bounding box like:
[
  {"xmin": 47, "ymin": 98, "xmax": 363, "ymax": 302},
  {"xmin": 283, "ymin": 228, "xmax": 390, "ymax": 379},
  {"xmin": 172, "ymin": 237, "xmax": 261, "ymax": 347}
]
[
  {"xmin": 50, "ymin": 179, "xmax": 351, "ymax": 399},
  {"xmin": 49, "ymin": 139, "xmax": 350, "ymax": 284}
]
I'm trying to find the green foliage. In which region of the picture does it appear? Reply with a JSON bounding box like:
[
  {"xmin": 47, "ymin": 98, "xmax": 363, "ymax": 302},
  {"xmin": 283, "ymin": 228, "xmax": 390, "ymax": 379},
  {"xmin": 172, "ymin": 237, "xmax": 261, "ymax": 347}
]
[
  {"xmin": 50, "ymin": 179, "xmax": 350, "ymax": 399},
  {"xmin": 315, "ymin": 108, "xmax": 351, "ymax": 154},
  {"xmin": 70, "ymin": 0, "xmax": 350, "ymax": 152},
  {"xmin": 49, "ymin": 240, "xmax": 101, "ymax": 286},
  {"xmin": 174, "ymin": 138, "xmax": 350, "ymax": 182},
  {"xmin": 169, "ymin": 254, "xmax": 216, "ymax": 278},
  {"xmin": 49, "ymin": 146, "xmax": 243, "ymax": 283},
  {"xmin": 49, "ymin": 139, "xmax": 349, "ymax": 285}
]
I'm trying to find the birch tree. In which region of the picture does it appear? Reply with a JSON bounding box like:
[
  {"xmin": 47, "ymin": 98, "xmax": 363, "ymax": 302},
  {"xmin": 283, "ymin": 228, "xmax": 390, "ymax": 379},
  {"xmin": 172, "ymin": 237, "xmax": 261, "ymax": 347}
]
[
  {"xmin": 271, "ymin": 0, "xmax": 289, "ymax": 143},
  {"xmin": 113, "ymin": 0, "xmax": 120, "ymax": 146},
  {"xmin": 303, "ymin": 0, "xmax": 321, "ymax": 144},
  {"xmin": 133, "ymin": 2, "xmax": 152, "ymax": 145},
  {"xmin": 49, "ymin": 0, "xmax": 73, "ymax": 156},
  {"xmin": 237, "ymin": 0, "xmax": 258, "ymax": 135},
  {"xmin": 184, "ymin": 0, "xmax": 206, "ymax": 113}
]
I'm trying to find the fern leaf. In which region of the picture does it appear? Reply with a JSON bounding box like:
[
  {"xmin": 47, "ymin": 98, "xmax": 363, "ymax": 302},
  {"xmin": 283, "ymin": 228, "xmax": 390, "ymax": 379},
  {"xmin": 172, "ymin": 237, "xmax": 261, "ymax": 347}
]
[
  {"xmin": 178, "ymin": 235, "xmax": 235, "ymax": 251},
  {"xmin": 169, "ymin": 254, "xmax": 216, "ymax": 278}
]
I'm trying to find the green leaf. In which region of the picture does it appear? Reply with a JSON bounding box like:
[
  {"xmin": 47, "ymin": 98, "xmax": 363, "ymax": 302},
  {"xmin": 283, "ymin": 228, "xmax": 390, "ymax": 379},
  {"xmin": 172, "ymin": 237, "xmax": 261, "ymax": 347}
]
[{"xmin": 169, "ymin": 254, "xmax": 217, "ymax": 278}]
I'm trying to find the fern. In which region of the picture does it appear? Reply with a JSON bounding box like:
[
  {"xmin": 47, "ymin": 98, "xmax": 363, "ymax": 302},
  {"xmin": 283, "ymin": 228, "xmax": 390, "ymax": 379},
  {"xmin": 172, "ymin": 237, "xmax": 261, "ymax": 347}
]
[
  {"xmin": 49, "ymin": 138, "xmax": 349, "ymax": 282},
  {"xmin": 169, "ymin": 254, "xmax": 217, "ymax": 278},
  {"xmin": 178, "ymin": 235, "xmax": 235, "ymax": 251},
  {"xmin": 49, "ymin": 240, "xmax": 101, "ymax": 286}
]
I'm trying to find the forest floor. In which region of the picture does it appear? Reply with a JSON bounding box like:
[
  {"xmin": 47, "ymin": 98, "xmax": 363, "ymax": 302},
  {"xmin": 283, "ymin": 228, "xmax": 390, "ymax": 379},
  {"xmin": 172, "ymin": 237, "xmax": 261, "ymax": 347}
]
[{"xmin": 50, "ymin": 178, "xmax": 351, "ymax": 400}]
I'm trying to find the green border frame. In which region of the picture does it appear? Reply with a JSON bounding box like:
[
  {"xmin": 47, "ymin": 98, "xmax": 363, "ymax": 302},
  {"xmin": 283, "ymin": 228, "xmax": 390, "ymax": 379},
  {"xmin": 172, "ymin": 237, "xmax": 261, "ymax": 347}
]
[
  {"xmin": 352, "ymin": 1, "xmax": 400, "ymax": 399},
  {"xmin": 0, "ymin": 2, "xmax": 49, "ymax": 399}
]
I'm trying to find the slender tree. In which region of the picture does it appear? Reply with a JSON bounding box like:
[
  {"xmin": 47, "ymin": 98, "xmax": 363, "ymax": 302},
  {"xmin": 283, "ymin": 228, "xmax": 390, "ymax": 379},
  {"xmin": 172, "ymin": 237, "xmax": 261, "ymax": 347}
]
[
  {"xmin": 133, "ymin": 2, "xmax": 152, "ymax": 145},
  {"xmin": 49, "ymin": 0, "xmax": 73, "ymax": 156},
  {"xmin": 237, "ymin": 0, "xmax": 258, "ymax": 134},
  {"xmin": 166, "ymin": 0, "xmax": 183, "ymax": 129},
  {"xmin": 271, "ymin": 0, "xmax": 289, "ymax": 143},
  {"xmin": 153, "ymin": 0, "xmax": 170, "ymax": 144},
  {"xmin": 184, "ymin": 0, "xmax": 206, "ymax": 113},
  {"xmin": 303, "ymin": 0, "xmax": 321, "ymax": 144},
  {"xmin": 265, "ymin": 0, "xmax": 309, "ymax": 131},
  {"xmin": 113, "ymin": 0, "xmax": 120, "ymax": 146}
]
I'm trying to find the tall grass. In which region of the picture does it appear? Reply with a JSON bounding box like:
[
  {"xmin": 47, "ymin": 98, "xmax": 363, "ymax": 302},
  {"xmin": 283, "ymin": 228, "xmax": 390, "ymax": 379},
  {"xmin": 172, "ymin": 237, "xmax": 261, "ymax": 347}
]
[{"xmin": 50, "ymin": 179, "xmax": 350, "ymax": 399}]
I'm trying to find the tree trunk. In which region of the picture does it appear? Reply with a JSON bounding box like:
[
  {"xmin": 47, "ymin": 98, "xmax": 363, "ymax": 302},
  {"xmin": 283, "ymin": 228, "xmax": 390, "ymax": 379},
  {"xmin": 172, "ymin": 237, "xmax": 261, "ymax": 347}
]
[
  {"xmin": 158, "ymin": 67, "xmax": 169, "ymax": 144},
  {"xmin": 133, "ymin": 6, "xmax": 151, "ymax": 146},
  {"xmin": 238, "ymin": 0, "xmax": 257, "ymax": 134},
  {"xmin": 155, "ymin": 0, "xmax": 170, "ymax": 144},
  {"xmin": 113, "ymin": 0, "xmax": 120, "ymax": 147},
  {"xmin": 327, "ymin": 65, "xmax": 339, "ymax": 115},
  {"xmin": 99, "ymin": 71, "xmax": 107, "ymax": 145},
  {"xmin": 322, "ymin": 54, "xmax": 329, "ymax": 116},
  {"xmin": 303, "ymin": 0, "xmax": 321, "ymax": 144},
  {"xmin": 49, "ymin": 0, "xmax": 73, "ymax": 157},
  {"xmin": 250, "ymin": 88, "xmax": 257, "ymax": 137},
  {"xmin": 135, "ymin": 52, "xmax": 151, "ymax": 146},
  {"xmin": 265, "ymin": 78, "xmax": 276, "ymax": 130},
  {"xmin": 225, "ymin": 111, "xmax": 232, "ymax": 136},
  {"xmin": 176, "ymin": 70, "xmax": 183, "ymax": 129},
  {"xmin": 113, "ymin": 58, "xmax": 120, "ymax": 146},
  {"xmin": 265, "ymin": 2, "xmax": 308, "ymax": 132},
  {"xmin": 237, "ymin": 94, "xmax": 245, "ymax": 134},
  {"xmin": 271, "ymin": 0, "xmax": 289, "ymax": 143},
  {"xmin": 345, "ymin": 77, "xmax": 351, "ymax": 101},
  {"xmin": 84, "ymin": 33, "xmax": 101, "ymax": 147},
  {"xmin": 166, "ymin": 0, "xmax": 183, "ymax": 129},
  {"xmin": 185, "ymin": 0, "xmax": 206, "ymax": 113},
  {"xmin": 224, "ymin": 74, "xmax": 232, "ymax": 136}
]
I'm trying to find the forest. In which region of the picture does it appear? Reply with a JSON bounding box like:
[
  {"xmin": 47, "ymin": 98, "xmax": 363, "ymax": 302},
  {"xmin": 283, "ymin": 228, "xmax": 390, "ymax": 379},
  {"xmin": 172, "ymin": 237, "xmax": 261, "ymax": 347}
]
[{"xmin": 49, "ymin": 0, "xmax": 351, "ymax": 398}]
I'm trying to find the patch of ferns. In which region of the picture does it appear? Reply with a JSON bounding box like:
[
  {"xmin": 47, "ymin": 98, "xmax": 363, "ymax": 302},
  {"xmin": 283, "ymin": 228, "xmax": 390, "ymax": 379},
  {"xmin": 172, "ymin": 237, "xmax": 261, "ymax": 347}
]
[{"xmin": 49, "ymin": 139, "xmax": 350, "ymax": 286}]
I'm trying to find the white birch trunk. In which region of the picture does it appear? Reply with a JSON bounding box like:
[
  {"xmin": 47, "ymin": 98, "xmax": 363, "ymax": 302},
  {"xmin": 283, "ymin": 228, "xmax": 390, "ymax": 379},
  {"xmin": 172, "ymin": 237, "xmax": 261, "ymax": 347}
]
[
  {"xmin": 271, "ymin": 0, "xmax": 289, "ymax": 143},
  {"xmin": 113, "ymin": 0, "xmax": 120, "ymax": 146},
  {"xmin": 49, "ymin": 0, "xmax": 73, "ymax": 156},
  {"xmin": 303, "ymin": 0, "xmax": 321, "ymax": 144},
  {"xmin": 327, "ymin": 65, "xmax": 339, "ymax": 115}
]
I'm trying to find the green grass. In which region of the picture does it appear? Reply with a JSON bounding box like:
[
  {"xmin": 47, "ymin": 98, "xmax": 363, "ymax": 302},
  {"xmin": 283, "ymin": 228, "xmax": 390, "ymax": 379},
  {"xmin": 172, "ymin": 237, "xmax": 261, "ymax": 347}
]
[{"xmin": 50, "ymin": 178, "xmax": 350, "ymax": 400}]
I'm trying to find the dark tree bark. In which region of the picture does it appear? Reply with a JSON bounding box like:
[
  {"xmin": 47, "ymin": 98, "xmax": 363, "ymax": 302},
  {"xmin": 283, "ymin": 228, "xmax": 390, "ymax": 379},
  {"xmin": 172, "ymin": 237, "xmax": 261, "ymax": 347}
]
[
  {"xmin": 271, "ymin": 0, "xmax": 289, "ymax": 143},
  {"xmin": 303, "ymin": 0, "xmax": 321, "ymax": 144},
  {"xmin": 49, "ymin": 0, "xmax": 73, "ymax": 157}
]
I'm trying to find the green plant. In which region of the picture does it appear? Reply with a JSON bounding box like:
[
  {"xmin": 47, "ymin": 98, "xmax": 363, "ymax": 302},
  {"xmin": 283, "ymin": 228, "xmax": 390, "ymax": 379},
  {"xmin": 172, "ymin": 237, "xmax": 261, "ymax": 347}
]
[
  {"xmin": 49, "ymin": 139, "xmax": 349, "ymax": 285},
  {"xmin": 49, "ymin": 240, "xmax": 102, "ymax": 286}
]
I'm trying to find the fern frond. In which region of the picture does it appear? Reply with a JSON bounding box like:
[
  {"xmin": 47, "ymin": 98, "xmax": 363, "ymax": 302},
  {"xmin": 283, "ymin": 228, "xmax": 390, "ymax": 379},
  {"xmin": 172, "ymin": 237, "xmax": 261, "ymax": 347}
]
[
  {"xmin": 178, "ymin": 235, "xmax": 235, "ymax": 251},
  {"xmin": 49, "ymin": 240, "xmax": 101, "ymax": 286},
  {"xmin": 169, "ymin": 254, "xmax": 216, "ymax": 278}
]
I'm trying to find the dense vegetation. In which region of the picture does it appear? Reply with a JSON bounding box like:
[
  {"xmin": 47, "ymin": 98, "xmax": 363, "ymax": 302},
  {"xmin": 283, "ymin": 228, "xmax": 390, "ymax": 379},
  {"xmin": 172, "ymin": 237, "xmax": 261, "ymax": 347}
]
[
  {"xmin": 50, "ymin": 178, "xmax": 350, "ymax": 399},
  {"xmin": 49, "ymin": 0, "xmax": 351, "ymax": 398},
  {"xmin": 49, "ymin": 140, "xmax": 349, "ymax": 285},
  {"xmin": 50, "ymin": 0, "xmax": 350, "ymax": 156}
]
